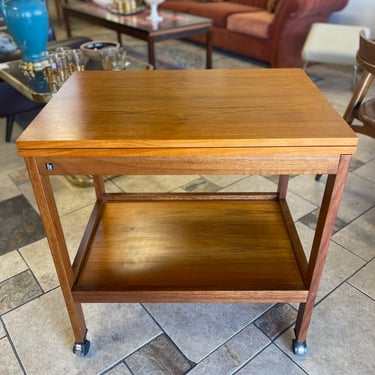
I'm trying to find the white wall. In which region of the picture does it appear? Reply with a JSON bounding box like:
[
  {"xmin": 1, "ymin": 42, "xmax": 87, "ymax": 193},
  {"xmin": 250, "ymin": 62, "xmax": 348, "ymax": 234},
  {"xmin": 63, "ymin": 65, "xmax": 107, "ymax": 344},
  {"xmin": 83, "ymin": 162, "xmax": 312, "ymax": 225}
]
[{"xmin": 330, "ymin": 0, "xmax": 375, "ymax": 36}]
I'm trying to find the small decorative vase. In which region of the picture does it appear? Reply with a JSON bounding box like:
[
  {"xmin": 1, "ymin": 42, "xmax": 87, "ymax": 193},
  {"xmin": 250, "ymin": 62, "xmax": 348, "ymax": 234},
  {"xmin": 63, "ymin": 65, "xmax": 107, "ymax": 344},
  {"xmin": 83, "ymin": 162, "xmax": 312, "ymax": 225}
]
[
  {"xmin": 0, "ymin": 0, "xmax": 49, "ymax": 70},
  {"xmin": 144, "ymin": 0, "xmax": 164, "ymax": 23}
]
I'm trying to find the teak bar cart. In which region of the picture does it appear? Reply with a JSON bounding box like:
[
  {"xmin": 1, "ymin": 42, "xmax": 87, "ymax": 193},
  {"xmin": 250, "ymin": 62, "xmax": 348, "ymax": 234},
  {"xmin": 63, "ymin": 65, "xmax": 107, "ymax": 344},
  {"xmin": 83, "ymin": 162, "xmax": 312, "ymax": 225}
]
[{"xmin": 16, "ymin": 69, "xmax": 358, "ymax": 357}]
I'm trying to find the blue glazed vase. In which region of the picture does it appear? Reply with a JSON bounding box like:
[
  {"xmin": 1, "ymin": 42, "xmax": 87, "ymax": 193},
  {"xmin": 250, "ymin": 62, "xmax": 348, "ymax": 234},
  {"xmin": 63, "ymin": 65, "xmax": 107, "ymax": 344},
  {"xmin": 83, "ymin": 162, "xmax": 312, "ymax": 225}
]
[{"xmin": 1, "ymin": 0, "xmax": 48, "ymax": 64}]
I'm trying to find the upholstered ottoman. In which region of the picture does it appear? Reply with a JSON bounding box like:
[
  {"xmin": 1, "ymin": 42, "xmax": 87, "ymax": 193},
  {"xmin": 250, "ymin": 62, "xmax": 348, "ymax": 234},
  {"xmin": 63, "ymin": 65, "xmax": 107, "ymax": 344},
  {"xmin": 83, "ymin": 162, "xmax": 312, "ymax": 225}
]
[{"xmin": 302, "ymin": 22, "xmax": 371, "ymax": 85}]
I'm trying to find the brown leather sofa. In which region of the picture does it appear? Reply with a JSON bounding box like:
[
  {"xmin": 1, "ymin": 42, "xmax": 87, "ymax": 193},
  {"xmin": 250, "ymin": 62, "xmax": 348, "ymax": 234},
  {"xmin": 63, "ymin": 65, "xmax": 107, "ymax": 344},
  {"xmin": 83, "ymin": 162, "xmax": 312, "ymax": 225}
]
[{"xmin": 160, "ymin": 0, "xmax": 349, "ymax": 67}]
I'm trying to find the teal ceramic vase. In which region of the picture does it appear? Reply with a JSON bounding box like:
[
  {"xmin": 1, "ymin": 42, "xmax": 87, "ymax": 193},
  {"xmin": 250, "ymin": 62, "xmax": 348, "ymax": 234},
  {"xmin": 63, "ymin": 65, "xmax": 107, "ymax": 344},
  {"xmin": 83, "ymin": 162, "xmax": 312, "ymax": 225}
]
[{"xmin": 0, "ymin": 0, "xmax": 48, "ymax": 66}]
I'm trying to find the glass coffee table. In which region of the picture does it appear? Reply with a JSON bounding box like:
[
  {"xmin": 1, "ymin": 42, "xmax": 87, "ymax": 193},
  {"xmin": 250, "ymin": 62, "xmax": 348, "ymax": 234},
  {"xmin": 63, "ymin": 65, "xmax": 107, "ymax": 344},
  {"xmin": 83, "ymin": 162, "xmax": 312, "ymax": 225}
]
[
  {"xmin": 0, "ymin": 56, "xmax": 151, "ymax": 187},
  {"xmin": 62, "ymin": 2, "xmax": 213, "ymax": 69},
  {"xmin": 0, "ymin": 56, "xmax": 152, "ymax": 103}
]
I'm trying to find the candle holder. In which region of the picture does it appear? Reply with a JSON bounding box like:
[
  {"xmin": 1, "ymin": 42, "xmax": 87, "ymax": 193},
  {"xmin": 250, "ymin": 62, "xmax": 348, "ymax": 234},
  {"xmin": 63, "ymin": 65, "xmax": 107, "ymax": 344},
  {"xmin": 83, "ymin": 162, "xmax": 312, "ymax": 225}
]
[{"xmin": 144, "ymin": 0, "xmax": 165, "ymax": 23}]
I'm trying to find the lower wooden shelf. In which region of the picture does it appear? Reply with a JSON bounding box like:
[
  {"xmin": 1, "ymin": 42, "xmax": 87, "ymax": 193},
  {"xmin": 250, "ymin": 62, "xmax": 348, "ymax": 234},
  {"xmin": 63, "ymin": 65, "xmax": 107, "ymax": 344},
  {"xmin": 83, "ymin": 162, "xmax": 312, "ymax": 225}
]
[{"xmin": 72, "ymin": 198, "xmax": 309, "ymax": 303}]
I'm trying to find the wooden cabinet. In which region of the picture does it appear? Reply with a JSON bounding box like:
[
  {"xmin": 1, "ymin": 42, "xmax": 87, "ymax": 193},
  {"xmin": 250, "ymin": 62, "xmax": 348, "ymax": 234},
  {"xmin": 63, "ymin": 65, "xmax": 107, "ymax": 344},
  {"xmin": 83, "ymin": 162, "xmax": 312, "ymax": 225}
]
[{"xmin": 17, "ymin": 69, "xmax": 357, "ymax": 356}]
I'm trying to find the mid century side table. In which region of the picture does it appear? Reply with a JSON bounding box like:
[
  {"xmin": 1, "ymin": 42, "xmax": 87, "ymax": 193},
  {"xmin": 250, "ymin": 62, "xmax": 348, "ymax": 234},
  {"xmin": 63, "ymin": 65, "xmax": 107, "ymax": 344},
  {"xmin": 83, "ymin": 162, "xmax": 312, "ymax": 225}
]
[{"xmin": 16, "ymin": 69, "xmax": 358, "ymax": 356}]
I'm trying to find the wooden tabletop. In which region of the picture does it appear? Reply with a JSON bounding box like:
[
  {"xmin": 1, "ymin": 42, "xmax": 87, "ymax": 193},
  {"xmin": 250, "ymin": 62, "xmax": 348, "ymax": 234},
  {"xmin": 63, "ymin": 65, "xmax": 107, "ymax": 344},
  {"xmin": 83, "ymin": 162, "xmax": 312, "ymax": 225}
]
[{"xmin": 16, "ymin": 69, "xmax": 357, "ymax": 155}]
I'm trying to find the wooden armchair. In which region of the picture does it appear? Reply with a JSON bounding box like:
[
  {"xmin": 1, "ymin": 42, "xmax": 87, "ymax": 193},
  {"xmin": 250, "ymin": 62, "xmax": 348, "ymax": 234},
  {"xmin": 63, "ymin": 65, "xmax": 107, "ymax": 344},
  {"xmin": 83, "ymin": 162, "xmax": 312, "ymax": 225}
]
[
  {"xmin": 316, "ymin": 31, "xmax": 374, "ymax": 181},
  {"xmin": 344, "ymin": 31, "xmax": 375, "ymax": 138}
]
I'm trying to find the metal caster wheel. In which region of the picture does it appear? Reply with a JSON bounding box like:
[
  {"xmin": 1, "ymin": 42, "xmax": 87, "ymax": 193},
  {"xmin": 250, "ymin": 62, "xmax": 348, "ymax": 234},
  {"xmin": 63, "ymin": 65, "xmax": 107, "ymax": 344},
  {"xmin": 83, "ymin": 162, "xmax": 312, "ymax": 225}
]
[
  {"xmin": 293, "ymin": 339, "xmax": 307, "ymax": 356},
  {"xmin": 73, "ymin": 339, "xmax": 90, "ymax": 357}
]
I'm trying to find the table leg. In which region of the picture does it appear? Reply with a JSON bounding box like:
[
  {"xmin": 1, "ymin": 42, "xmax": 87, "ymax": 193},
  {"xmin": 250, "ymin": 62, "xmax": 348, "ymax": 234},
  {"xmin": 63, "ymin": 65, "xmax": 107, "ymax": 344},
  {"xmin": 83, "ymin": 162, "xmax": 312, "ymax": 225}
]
[
  {"xmin": 147, "ymin": 39, "xmax": 156, "ymax": 69},
  {"xmin": 293, "ymin": 154, "xmax": 352, "ymax": 355},
  {"xmin": 278, "ymin": 174, "xmax": 289, "ymax": 199},
  {"xmin": 117, "ymin": 32, "xmax": 122, "ymax": 45},
  {"xmin": 62, "ymin": 9, "xmax": 72, "ymax": 38},
  {"xmin": 206, "ymin": 28, "xmax": 213, "ymax": 69},
  {"xmin": 24, "ymin": 157, "xmax": 89, "ymax": 355}
]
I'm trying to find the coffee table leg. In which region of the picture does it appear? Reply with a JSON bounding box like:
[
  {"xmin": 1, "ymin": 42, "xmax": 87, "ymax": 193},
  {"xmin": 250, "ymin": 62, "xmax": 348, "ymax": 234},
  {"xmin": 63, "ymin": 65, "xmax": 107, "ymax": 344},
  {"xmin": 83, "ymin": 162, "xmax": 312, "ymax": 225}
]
[
  {"xmin": 206, "ymin": 28, "xmax": 213, "ymax": 69},
  {"xmin": 148, "ymin": 39, "xmax": 156, "ymax": 69},
  {"xmin": 62, "ymin": 9, "xmax": 72, "ymax": 38}
]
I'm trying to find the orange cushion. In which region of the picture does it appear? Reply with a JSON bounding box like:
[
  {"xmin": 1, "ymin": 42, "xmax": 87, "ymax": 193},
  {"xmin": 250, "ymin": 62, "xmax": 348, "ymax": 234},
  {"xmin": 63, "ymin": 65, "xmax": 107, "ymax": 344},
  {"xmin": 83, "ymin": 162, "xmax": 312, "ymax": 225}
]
[
  {"xmin": 227, "ymin": 0, "xmax": 267, "ymax": 7},
  {"xmin": 227, "ymin": 11, "xmax": 274, "ymax": 38},
  {"xmin": 189, "ymin": 3, "xmax": 264, "ymax": 27},
  {"xmin": 161, "ymin": 1, "xmax": 264, "ymax": 28},
  {"xmin": 266, "ymin": 0, "xmax": 279, "ymax": 13}
]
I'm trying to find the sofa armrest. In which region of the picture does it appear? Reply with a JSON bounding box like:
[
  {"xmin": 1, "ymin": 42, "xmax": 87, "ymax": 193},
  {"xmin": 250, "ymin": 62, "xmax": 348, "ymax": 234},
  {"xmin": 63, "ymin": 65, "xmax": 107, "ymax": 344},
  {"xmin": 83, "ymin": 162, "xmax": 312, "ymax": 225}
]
[{"xmin": 270, "ymin": 0, "xmax": 349, "ymax": 67}]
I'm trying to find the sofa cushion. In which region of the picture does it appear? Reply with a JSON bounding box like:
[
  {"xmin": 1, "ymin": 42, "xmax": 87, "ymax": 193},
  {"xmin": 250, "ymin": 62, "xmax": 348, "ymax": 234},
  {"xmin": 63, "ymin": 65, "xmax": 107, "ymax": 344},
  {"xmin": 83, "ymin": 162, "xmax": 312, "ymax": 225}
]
[
  {"xmin": 188, "ymin": 3, "xmax": 265, "ymax": 27},
  {"xmin": 227, "ymin": 11, "xmax": 274, "ymax": 39},
  {"xmin": 227, "ymin": 0, "xmax": 267, "ymax": 8},
  {"xmin": 266, "ymin": 0, "xmax": 279, "ymax": 13},
  {"xmin": 160, "ymin": 0, "xmax": 198, "ymax": 14},
  {"xmin": 161, "ymin": 1, "xmax": 264, "ymax": 27}
]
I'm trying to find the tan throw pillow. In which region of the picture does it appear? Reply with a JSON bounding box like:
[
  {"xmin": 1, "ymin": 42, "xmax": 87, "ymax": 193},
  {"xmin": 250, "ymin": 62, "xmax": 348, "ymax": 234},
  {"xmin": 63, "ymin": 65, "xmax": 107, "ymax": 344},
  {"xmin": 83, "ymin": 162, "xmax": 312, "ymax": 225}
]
[{"xmin": 267, "ymin": 0, "xmax": 279, "ymax": 13}]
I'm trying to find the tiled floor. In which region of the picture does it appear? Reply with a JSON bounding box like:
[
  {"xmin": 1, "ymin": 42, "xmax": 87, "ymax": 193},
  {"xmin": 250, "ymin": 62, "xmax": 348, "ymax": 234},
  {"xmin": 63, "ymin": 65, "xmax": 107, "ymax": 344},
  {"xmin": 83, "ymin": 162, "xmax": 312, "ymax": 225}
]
[{"xmin": 0, "ymin": 8, "xmax": 374, "ymax": 375}]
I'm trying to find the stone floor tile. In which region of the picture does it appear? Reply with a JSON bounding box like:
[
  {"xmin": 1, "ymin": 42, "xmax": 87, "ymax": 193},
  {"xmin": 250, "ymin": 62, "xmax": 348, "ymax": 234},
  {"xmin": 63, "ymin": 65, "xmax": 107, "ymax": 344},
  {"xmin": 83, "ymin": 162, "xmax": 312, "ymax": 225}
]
[
  {"xmin": 276, "ymin": 283, "xmax": 375, "ymax": 375},
  {"xmin": 143, "ymin": 303, "xmax": 271, "ymax": 363},
  {"xmin": 0, "ymin": 320, "xmax": 6, "ymax": 338},
  {"xmin": 0, "ymin": 338, "xmax": 23, "ymax": 375},
  {"xmin": 20, "ymin": 239, "xmax": 59, "ymax": 292},
  {"xmin": 112, "ymin": 175, "xmax": 199, "ymax": 193},
  {"xmin": 333, "ymin": 206, "xmax": 375, "ymax": 261},
  {"xmin": 19, "ymin": 175, "xmax": 119, "ymax": 218},
  {"xmin": 182, "ymin": 176, "xmax": 220, "ymax": 192},
  {"xmin": 202, "ymin": 175, "xmax": 249, "ymax": 188},
  {"xmin": 188, "ymin": 324, "xmax": 269, "ymax": 375},
  {"xmin": 48, "ymin": 176, "xmax": 98, "ymax": 216},
  {"xmin": 0, "ymin": 270, "xmax": 42, "ymax": 314},
  {"xmin": 353, "ymin": 134, "xmax": 375, "ymax": 163},
  {"xmin": 235, "ymin": 344, "xmax": 306, "ymax": 375},
  {"xmin": 254, "ymin": 304, "xmax": 297, "ymax": 339},
  {"xmin": 288, "ymin": 174, "xmax": 325, "ymax": 207},
  {"xmin": 15, "ymin": 174, "xmax": 119, "ymax": 215},
  {"xmin": 348, "ymin": 259, "xmax": 375, "ymax": 299},
  {"xmin": 298, "ymin": 208, "xmax": 347, "ymax": 234},
  {"xmin": 60, "ymin": 205, "xmax": 95, "ymax": 260},
  {"xmin": 125, "ymin": 334, "xmax": 193, "ymax": 374},
  {"xmin": 285, "ymin": 191, "xmax": 317, "ymax": 222},
  {"xmin": 3, "ymin": 289, "xmax": 161, "ymax": 374},
  {"xmin": 290, "ymin": 173, "xmax": 375, "ymax": 223},
  {"xmin": 295, "ymin": 222, "xmax": 365, "ymax": 303},
  {"xmin": 0, "ymin": 140, "xmax": 25, "ymax": 175},
  {"xmin": 21, "ymin": 205, "xmax": 94, "ymax": 292},
  {"xmin": 346, "ymin": 156, "xmax": 365, "ymax": 172},
  {"xmin": 353, "ymin": 158, "xmax": 375, "ymax": 183},
  {"xmin": 104, "ymin": 362, "xmax": 132, "ymax": 374},
  {"xmin": 316, "ymin": 241, "xmax": 365, "ymax": 302},
  {"xmin": 0, "ymin": 250, "xmax": 28, "ymax": 283},
  {"xmin": 0, "ymin": 173, "xmax": 20, "ymax": 202},
  {"xmin": 7, "ymin": 167, "xmax": 30, "ymax": 187},
  {"xmin": 336, "ymin": 173, "xmax": 375, "ymax": 222},
  {"xmin": 0, "ymin": 195, "xmax": 45, "ymax": 255},
  {"xmin": 219, "ymin": 175, "xmax": 277, "ymax": 193},
  {"xmin": 10, "ymin": 176, "xmax": 39, "ymax": 213}
]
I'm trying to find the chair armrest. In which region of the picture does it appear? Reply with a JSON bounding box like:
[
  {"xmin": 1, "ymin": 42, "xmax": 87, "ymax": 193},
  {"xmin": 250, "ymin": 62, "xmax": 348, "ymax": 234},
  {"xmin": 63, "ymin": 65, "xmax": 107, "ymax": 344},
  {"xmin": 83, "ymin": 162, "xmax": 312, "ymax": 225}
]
[{"xmin": 270, "ymin": 0, "xmax": 349, "ymax": 67}]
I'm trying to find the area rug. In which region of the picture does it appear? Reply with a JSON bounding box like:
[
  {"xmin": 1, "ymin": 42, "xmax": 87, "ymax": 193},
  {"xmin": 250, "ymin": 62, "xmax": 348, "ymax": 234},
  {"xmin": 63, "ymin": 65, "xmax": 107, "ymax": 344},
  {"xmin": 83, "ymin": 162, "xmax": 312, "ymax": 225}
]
[
  {"xmin": 96, "ymin": 36, "xmax": 324, "ymax": 82},
  {"xmin": 108, "ymin": 35, "xmax": 268, "ymax": 70}
]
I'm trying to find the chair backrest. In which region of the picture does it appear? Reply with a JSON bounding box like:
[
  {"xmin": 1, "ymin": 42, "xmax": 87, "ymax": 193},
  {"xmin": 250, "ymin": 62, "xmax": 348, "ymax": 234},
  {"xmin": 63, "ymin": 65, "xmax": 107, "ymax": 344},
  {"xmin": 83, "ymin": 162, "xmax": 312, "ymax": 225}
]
[{"xmin": 357, "ymin": 31, "xmax": 375, "ymax": 75}]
